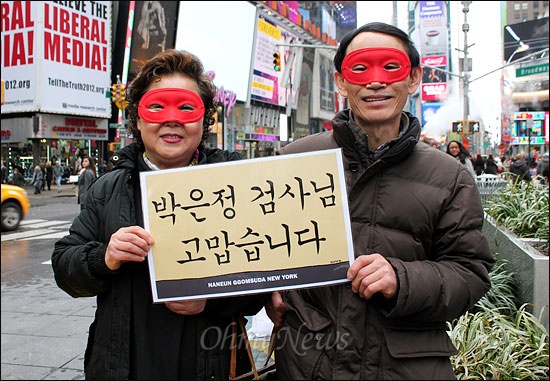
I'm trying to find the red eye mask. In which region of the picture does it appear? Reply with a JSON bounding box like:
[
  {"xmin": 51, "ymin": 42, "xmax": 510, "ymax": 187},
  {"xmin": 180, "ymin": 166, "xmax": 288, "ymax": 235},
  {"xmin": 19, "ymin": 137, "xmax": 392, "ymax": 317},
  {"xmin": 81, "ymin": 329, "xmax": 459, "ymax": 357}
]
[
  {"xmin": 341, "ymin": 47, "xmax": 411, "ymax": 85},
  {"xmin": 138, "ymin": 88, "xmax": 205, "ymax": 124}
]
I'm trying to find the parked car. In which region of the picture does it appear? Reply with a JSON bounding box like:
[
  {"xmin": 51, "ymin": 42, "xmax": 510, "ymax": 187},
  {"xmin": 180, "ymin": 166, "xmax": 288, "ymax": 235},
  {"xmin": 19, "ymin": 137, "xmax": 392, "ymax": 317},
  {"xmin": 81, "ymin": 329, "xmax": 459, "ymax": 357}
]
[{"xmin": 1, "ymin": 184, "xmax": 31, "ymax": 232}]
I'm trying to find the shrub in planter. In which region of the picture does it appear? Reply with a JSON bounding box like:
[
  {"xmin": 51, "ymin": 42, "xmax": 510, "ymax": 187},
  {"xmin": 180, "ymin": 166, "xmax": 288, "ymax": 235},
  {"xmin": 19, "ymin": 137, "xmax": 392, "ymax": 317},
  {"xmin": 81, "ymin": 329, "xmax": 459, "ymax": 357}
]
[
  {"xmin": 448, "ymin": 257, "xmax": 549, "ymax": 379},
  {"xmin": 484, "ymin": 179, "xmax": 549, "ymax": 255}
]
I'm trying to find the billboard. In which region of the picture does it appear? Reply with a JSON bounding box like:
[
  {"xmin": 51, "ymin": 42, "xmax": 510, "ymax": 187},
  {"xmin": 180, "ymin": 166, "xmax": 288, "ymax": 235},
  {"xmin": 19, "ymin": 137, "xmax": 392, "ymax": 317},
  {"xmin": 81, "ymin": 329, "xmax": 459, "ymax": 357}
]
[
  {"xmin": 418, "ymin": 1, "xmax": 448, "ymax": 57},
  {"xmin": 504, "ymin": 18, "xmax": 549, "ymax": 63},
  {"xmin": 247, "ymin": 10, "xmax": 302, "ymax": 109},
  {"xmin": 421, "ymin": 55, "xmax": 448, "ymax": 101},
  {"xmin": 508, "ymin": 111, "xmax": 549, "ymax": 146},
  {"xmin": 311, "ymin": 48, "xmax": 336, "ymax": 120},
  {"xmin": 127, "ymin": 1, "xmax": 179, "ymax": 82},
  {"xmin": 417, "ymin": 1, "xmax": 449, "ymax": 102},
  {"xmin": 421, "ymin": 101, "xmax": 443, "ymax": 127},
  {"xmin": 1, "ymin": 1, "xmax": 112, "ymax": 118}
]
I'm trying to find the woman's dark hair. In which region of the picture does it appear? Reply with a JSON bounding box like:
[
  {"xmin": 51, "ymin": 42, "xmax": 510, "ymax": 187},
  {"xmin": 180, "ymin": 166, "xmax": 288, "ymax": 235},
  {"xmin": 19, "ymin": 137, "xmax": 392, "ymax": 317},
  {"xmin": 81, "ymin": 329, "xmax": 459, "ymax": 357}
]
[
  {"xmin": 446, "ymin": 140, "xmax": 471, "ymax": 164},
  {"xmin": 81, "ymin": 155, "xmax": 97, "ymax": 176},
  {"xmin": 474, "ymin": 154, "xmax": 485, "ymax": 164},
  {"xmin": 126, "ymin": 49, "xmax": 217, "ymax": 152},
  {"xmin": 334, "ymin": 22, "xmax": 420, "ymax": 74}
]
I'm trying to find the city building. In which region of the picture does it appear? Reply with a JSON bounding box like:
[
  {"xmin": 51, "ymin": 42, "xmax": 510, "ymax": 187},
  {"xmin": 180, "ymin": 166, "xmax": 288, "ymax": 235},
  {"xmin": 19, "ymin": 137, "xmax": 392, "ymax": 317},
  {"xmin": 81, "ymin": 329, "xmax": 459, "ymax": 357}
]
[
  {"xmin": 1, "ymin": 1, "xmax": 113, "ymax": 179},
  {"xmin": 501, "ymin": 1, "xmax": 549, "ymax": 158}
]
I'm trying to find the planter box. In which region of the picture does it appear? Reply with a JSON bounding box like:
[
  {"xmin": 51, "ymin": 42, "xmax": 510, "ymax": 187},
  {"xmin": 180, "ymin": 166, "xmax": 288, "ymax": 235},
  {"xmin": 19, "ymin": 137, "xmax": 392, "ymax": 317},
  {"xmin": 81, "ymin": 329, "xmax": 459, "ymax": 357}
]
[{"xmin": 483, "ymin": 216, "xmax": 549, "ymax": 332}]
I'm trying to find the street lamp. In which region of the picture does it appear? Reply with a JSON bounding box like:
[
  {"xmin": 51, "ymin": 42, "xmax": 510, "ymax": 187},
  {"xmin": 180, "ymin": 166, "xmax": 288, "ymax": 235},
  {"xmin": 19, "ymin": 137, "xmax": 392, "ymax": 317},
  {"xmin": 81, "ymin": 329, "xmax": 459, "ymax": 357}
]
[{"xmin": 506, "ymin": 41, "xmax": 530, "ymax": 65}]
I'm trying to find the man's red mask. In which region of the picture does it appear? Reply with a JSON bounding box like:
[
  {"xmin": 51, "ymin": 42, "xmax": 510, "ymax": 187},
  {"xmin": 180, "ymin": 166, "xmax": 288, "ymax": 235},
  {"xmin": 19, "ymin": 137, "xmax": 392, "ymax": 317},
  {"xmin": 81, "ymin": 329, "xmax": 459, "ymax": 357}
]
[
  {"xmin": 341, "ymin": 47, "xmax": 411, "ymax": 85},
  {"xmin": 138, "ymin": 88, "xmax": 205, "ymax": 124}
]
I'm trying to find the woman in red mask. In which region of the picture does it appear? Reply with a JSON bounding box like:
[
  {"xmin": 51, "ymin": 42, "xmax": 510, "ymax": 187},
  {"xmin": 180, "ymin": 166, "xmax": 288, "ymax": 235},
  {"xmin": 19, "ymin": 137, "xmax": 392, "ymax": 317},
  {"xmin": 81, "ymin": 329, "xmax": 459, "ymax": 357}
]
[{"xmin": 51, "ymin": 49, "xmax": 268, "ymax": 380}]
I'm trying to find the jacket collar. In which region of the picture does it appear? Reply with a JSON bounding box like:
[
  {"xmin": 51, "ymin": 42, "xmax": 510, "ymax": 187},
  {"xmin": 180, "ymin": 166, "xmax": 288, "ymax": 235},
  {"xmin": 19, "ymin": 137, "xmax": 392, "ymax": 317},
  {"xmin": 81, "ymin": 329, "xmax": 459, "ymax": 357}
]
[
  {"xmin": 110, "ymin": 143, "xmax": 209, "ymax": 171},
  {"xmin": 332, "ymin": 109, "xmax": 421, "ymax": 166}
]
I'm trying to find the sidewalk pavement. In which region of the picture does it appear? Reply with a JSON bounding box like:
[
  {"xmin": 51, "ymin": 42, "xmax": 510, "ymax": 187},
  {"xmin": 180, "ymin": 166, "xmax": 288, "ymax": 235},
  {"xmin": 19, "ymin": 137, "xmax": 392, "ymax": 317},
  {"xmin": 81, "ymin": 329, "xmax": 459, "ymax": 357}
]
[
  {"xmin": 22, "ymin": 182, "xmax": 78, "ymax": 200},
  {"xmin": 2, "ymin": 183, "xmax": 90, "ymax": 380}
]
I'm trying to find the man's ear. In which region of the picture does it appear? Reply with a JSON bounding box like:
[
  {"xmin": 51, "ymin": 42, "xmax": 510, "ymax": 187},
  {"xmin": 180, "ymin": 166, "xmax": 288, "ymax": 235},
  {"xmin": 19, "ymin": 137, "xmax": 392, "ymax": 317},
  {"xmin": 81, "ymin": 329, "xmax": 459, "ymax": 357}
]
[
  {"xmin": 334, "ymin": 71, "xmax": 348, "ymax": 98},
  {"xmin": 408, "ymin": 66, "xmax": 423, "ymax": 94}
]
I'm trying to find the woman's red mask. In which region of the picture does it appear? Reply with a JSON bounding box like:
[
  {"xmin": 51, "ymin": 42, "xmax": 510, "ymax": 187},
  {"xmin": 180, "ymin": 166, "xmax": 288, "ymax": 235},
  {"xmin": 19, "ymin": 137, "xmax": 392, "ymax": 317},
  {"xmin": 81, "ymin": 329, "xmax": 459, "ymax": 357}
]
[
  {"xmin": 341, "ymin": 47, "xmax": 411, "ymax": 85},
  {"xmin": 138, "ymin": 88, "xmax": 205, "ymax": 124}
]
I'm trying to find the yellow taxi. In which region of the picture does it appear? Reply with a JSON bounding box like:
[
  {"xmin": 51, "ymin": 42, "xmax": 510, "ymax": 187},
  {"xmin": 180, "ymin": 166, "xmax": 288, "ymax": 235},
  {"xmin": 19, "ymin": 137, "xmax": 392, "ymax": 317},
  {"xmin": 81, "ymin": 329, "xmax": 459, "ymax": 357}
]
[{"xmin": 1, "ymin": 184, "xmax": 31, "ymax": 232}]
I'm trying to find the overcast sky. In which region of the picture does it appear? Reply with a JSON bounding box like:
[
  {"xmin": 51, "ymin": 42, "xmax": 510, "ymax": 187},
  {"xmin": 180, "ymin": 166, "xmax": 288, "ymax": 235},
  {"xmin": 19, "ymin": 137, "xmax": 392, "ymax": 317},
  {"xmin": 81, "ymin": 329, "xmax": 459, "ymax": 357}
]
[{"xmin": 175, "ymin": 1, "xmax": 502, "ymax": 139}]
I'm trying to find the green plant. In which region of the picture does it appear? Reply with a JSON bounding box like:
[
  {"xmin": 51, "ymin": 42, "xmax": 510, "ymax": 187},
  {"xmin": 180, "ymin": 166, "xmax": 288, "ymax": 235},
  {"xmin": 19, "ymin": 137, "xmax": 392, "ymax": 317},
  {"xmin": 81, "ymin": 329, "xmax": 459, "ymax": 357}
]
[
  {"xmin": 470, "ymin": 261, "xmax": 518, "ymax": 315},
  {"xmin": 448, "ymin": 256, "xmax": 549, "ymax": 380},
  {"xmin": 485, "ymin": 179, "xmax": 549, "ymax": 253}
]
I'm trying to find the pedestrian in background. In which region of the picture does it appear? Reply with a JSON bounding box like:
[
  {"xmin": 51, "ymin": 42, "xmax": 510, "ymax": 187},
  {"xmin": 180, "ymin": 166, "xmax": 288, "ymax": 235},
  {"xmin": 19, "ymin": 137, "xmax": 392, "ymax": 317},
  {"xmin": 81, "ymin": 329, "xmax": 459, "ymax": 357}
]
[
  {"xmin": 45, "ymin": 161, "xmax": 54, "ymax": 191},
  {"xmin": 12, "ymin": 167, "xmax": 26, "ymax": 187},
  {"xmin": 51, "ymin": 49, "xmax": 267, "ymax": 380},
  {"xmin": 541, "ymin": 163, "xmax": 550, "ymax": 186},
  {"xmin": 73, "ymin": 155, "xmax": 82, "ymax": 176},
  {"xmin": 473, "ymin": 154, "xmax": 485, "ymax": 176},
  {"xmin": 40, "ymin": 162, "xmax": 47, "ymax": 191},
  {"xmin": 266, "ymin": 22, "xmax": 493, "ymax": 380},
  {"xmin": 77, "ymin": 156, "xmax": 97, "ymax": 209},
  {"xmin": 446, "ymin": 140, "xmax": 476, "ymax": 179},
  {"xmin": 31, "ymin": 164, "xmax": 43, "ymax": 194},
  {"xmin": 509, "ymin": 154, "xmax": 532, "ymax": 183},
  {"xmin": 1, "ymin": 161, "xmax": 8, "ymax": 184},
  {"xmin": 422, "ymin": 136, "xmax": 439, "ymax": 149},
  {"xmin": 536, "ymin": 152, "xmax": 549, "ymax": 181},
  {"xmin": 52, "ymin": 160, "xmax": 64, "ymax": 193},
  {"xmin": 484, "ymin": 154, "xmax": 498, "ymax": 175}
]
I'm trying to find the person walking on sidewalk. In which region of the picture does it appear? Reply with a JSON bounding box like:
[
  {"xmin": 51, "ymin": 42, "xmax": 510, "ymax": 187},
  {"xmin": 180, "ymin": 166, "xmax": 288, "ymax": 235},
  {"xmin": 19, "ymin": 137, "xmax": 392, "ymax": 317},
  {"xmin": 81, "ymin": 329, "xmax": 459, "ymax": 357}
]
[
  {"xmin": 45, "ymin": 161, "xmax": 54, "ymax": 191},
  {"xmin": 53, "ymin": 160, "xmax": 64, "ymax": 193},
  {"xmin": 12, "ymin": 167, "xmax": 26, "ymax": 187},
  {"xmin": 1, "ymin": 161, "xmax": 7, "ymax": 184},
  {"xmin": 40, "ymin": 162, "xmax": 47, "ymax": 191},
  {"xmin": 30, "ymin": 164, "xmax": 43, "ymax": 194},
  {"xmin": 77, "ymin": 156, "xmax": 97, "ymax": 209}
]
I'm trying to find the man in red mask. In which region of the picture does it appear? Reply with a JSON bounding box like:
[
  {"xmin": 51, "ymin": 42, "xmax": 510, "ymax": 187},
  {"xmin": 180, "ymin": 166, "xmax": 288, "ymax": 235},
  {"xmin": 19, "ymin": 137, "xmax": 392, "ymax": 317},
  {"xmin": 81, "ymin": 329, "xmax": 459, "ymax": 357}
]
[{"xmin": 266, "ymin": 22, "xmax": 494, "ymax": 380}]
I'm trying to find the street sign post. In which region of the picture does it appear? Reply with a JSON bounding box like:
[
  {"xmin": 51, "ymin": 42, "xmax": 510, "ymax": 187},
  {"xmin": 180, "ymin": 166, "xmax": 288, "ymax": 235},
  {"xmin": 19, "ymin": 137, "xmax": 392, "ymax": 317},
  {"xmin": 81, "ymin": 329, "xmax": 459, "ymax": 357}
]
[{"xmin": 516, "ymin": 63, "xmax": 549, "ymax": 78}]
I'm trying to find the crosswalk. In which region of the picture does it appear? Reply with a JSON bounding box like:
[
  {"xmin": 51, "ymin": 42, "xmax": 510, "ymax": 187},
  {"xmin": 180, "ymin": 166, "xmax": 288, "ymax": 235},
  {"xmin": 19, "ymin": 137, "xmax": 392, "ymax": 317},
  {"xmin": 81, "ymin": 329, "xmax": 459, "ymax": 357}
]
[{"xmin": 1, "ymin": 219, "xmax": 72, "ymax": 242}]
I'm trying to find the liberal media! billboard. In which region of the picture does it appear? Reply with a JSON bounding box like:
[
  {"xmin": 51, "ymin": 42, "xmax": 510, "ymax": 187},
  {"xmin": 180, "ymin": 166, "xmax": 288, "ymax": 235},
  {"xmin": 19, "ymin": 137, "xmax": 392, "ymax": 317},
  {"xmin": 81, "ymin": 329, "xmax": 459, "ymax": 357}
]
[{"xmin": 1, "ymin": 1, "xmax": 112, "ymax": 118}]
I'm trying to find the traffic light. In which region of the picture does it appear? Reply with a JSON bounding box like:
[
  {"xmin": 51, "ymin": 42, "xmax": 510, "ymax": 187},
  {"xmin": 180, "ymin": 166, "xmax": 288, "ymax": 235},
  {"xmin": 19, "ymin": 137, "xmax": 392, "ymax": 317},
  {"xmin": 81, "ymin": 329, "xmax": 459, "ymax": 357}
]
[
  {"xmin": 111, "ymin": 83, "xmax": 124, "ymax": 102},
  {"xmin": 273, "ymin": 51, "xmax": 281, "ymax": 72},
  {"xmin": 111, "ymin": 83, "xmax": 129, "ymax": 110},
  {"xmin": 468, "ymin": 120, "xmax": 480, "ymax": 133},
  {"xmin": 452, "ymin": 121, "xmax": 465, "ymax": 134}
]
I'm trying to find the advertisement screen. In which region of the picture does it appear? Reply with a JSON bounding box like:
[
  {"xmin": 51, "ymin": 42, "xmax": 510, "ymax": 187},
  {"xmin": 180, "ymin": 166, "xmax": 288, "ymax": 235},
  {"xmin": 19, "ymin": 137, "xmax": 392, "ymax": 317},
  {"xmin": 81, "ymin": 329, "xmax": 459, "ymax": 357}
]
[
  {"xmin": 247, "ymin": 10, "xmax": 302, "ymax": 109},
  {"xmin": 127, "ymin": 1, "xmax": 179, "ymax": 82}
]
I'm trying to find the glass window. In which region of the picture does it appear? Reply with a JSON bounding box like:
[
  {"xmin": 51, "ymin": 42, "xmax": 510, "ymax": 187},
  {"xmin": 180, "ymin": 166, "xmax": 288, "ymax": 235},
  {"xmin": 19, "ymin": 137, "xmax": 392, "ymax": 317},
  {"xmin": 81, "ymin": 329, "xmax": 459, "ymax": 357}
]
[
  {"xmin": 514, "ymin": 3, "xmax": 520, "ymax": 10},
  {"xmin": 522, "ymin": 2, "xmax": 529, "ymax": 9},
  {"xmin": 534, "ymin": 1, "xmax": 539, "ymax": 9}
]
